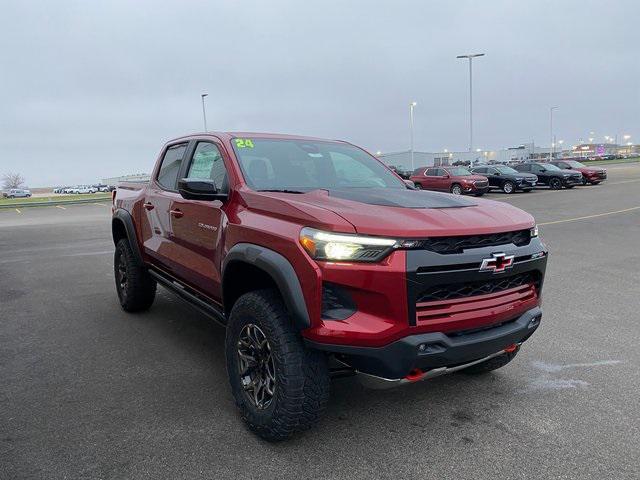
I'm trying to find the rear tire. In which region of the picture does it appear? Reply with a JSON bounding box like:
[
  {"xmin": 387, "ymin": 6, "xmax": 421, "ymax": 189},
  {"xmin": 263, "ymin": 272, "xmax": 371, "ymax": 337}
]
[
  {"xmin": 549, "ymin": 178, "xmax": 562, "ymax": 190},
  {"xmin": 114, "ymin": 239, "xmax": 156, "ymax": 312},
  {"xmin": 225, "ymin": 289, "xmax": 330, "ymax": 442},
  {"xmin": 460, "ymin": 350, "xmax": 519, "ymax": 374},
  {"xmin": 450, "ymin": 184, "xmax": 462, "ymax": 195}
]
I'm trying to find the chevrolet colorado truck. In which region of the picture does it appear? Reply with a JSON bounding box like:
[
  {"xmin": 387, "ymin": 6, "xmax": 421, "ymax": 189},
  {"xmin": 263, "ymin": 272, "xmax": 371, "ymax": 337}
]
[{"xmin": 111, "ymin": 132, "xmax": 547, "ymax": 441}]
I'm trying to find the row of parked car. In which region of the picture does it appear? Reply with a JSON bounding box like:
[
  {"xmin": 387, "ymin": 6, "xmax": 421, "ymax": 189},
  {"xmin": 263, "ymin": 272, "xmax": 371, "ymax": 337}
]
[
  {"xmin": 401, "ymin": 159, "xmax": 607, "ymax": 195},
  {"xmin": 53, "ymin": 184, "xmax": 114, "ymax": 194}
]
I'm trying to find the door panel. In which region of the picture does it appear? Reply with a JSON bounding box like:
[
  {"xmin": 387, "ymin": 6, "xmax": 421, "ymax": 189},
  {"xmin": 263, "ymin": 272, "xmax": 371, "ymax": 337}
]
[
  {"xmin": 168, "ymin": 141, "xmax": 229, "ymax": 301},
  {"xmin": 141, "ymin": 143, "xmax": 189, "ymax": 272}
]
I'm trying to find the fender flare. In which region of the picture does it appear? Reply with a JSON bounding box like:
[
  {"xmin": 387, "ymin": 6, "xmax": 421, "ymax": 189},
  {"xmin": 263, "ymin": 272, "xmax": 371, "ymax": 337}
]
[
  {"xmin": 223, "ymin": 243, "xmax": 311, "ymax": 330},
  {"xmin": 112, "ymin": 208, "xmax": 144, "ymax": 266}
]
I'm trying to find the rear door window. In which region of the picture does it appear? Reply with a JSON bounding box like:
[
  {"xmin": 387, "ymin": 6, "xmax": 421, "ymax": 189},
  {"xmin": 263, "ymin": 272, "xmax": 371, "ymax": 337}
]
[{"xmin": 157, "ymin": 143, "xmax": 188, "ymax": 190}]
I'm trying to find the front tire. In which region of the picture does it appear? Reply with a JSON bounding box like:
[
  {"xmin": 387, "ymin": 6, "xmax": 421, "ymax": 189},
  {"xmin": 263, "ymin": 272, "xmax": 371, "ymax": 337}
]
[
  {"xmin": 225, "ymin": 289, "xmax": 330, "ymax": 442},
  {"xmin": 549, "ymin": 178, "xmax": 562, "ymax": 190},
  {"xmin": 114, "ymin": 239, "xmax": 156, "ymax": 312},
  {"xmin": 414, "ymin": 183, "xmax": 422, "ymax": 190},
  {"xmin": 502, "ymin": 181, "xmax": 515, "ymax": 194},
  {"xmin": 450, "ymin": 184, "xmax": 463, "ymax": 195}
]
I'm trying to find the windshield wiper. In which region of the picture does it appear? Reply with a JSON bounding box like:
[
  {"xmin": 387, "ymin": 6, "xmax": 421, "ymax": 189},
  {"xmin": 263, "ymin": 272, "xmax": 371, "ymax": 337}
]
[{"xmin": 257, "ymin": 189, "xmax": 306, "ymax": 194}]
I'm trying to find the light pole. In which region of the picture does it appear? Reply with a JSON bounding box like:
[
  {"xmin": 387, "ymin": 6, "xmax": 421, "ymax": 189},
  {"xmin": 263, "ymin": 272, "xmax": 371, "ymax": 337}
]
[
  {"xmin": 457, "ymin": 53, "xmax": 485, "ymax": 162},
  {"xmin": 549, "ymin": 106, "xmax": 558, "ymax": 161},
  {"xmin": 201, "ymin": 93, "xmax": 208, "ymax": 132},
  {"xmin": 409, "ymin": 101, "xmax": 417, "ymax": 170}
]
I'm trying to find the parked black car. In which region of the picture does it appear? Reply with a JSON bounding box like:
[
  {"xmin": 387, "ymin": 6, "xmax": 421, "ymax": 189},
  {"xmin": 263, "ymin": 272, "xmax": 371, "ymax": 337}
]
[
  {"xmin": 513, "ymin": 162, "xmax": 582, "ymax": 189},
  {"xmin": 471, "ymin": 165, "xmax": 537, "ymax": 193},
  {"xmin": 389, "ymin": 166, "xmax": 413, "ymax": 179}
]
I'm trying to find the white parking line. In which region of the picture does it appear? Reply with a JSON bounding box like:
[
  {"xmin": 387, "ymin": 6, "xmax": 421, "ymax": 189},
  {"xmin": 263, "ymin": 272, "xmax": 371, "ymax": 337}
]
[
  {"xmin": 55, "ymin": 205, "xmax": 66, "ymax": 210},
  {"xmin": 94, "ymin": 203, "xmax": 107, "ymax": 206},
  {"xmin": 15, "ymin": 208, "xmax": 21, "ymax": 214},
  {"xmin": 539, "ymin": 205, "xmax": 640, "ymax": 226}
]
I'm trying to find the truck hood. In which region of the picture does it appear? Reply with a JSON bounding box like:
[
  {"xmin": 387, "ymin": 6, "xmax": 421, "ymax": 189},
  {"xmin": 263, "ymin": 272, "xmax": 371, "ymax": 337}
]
[{"xmin": 257, "ymin": 188, "xmax": 535, "ymax": 237}]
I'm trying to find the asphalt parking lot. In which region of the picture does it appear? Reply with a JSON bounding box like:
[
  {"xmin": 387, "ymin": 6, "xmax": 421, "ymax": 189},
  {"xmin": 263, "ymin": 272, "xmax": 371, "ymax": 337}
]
[{"xmin": 1, "ymin": 163, "xmax": 639, "ymax": 479}]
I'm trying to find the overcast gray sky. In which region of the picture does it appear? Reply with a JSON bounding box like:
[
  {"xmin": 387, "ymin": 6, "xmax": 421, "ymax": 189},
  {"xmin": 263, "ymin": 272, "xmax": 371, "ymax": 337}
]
[{"xmin": 1, "ymin": 0, "xmax": 638, "ymax": 186}]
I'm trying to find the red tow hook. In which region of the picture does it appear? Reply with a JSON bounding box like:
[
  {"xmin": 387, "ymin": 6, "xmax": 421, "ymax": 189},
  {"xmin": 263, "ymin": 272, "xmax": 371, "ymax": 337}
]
[
  {"xmin": 404, "ymin": 369, "xmax": 427, "ymax": 383},
  {"xmin": 504, "ymin": 344, "xmax": 518, "ymax": 353}
]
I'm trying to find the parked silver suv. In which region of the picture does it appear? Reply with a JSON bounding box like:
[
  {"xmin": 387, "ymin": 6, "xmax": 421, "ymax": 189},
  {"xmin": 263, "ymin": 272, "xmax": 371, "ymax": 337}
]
[{"xmin": 3, "ymin": 188, "xmax": 32, "ymax": 198}]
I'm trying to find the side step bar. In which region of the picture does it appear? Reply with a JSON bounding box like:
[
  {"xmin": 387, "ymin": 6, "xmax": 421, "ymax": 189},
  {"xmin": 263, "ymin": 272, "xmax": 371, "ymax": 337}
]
[{"xmin": 148, "ymin": 269, "xmax": 227, "ymax": 327}]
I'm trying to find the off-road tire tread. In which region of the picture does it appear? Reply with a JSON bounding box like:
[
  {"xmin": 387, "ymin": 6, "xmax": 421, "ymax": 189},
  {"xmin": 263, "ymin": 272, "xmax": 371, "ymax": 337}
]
[
  {"xmin": 225, "ymin": 289, "xmax": 329, "ymax": 442},
  {"xmin": 114, "ymin": 238, "xmax": 156, "ymax": 312}
]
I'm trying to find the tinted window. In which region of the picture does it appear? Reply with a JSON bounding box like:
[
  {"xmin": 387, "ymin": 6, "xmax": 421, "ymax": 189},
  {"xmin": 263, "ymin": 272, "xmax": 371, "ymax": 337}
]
[
  {"xmin": 187, "ymin": 142, "xmax": 228, "ymax": 192},
  {"xmin": 157, "ymin": 143, "xmax": 187, "ymax": 190},
  {"xmin": 446, "ymin": 167, "xmax": 472, "ymax": 176},
  {"xmin": 495, "ymin": 165, "xmax": 519, "ymax": 174},
  {"xmin": 425, "ymin": 168, "xmax": 438, "ymax": 176},
  {"xmin": 473, "ymin": 167, "xmax": 487, "ymax": 173},
  {"xmin": 517, "ymin": 164, "xmax": 530, "ymax": 172}
]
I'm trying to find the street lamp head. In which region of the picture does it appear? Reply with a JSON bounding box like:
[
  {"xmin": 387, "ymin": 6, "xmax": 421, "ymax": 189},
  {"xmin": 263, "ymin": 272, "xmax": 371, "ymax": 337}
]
[
  {"xmin": 410, "ymin": 101, "xmax": 417, "ymax": 107},
  {"xmin": 201, "ymin": 93, "xmax": 208, "ymax": 98},
  {"xmin": 457, "ymin": 53, "xmax": 485, "ymax": 59}
]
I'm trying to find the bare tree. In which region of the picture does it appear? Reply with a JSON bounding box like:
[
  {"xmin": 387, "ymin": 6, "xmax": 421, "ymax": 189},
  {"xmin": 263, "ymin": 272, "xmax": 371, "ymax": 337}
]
[{"xmin": 2, "ymin": 172, "xmax": 25, "ymax": 190}]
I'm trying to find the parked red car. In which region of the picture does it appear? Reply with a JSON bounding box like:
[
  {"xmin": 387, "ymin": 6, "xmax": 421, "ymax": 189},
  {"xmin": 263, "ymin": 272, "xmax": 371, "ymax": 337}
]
[
  {"xmin": 550, "ymin": 159, "xmax": 606, "ymax": 185},
  {"xmin": 410, "ymin": 166, "xmax": 490, "ymax": 195}
]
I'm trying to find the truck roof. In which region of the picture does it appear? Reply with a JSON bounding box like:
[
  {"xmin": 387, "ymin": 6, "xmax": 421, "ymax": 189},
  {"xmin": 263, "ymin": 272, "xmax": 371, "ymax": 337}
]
[{"xmin": 169, "ymin": 131, "xmax": 347, "ymax": 143}]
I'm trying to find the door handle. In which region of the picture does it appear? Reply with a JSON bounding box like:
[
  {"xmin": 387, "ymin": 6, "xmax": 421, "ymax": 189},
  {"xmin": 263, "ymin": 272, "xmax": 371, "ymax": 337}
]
[
  {"xmin": 169, "ymin": 209, "xmax": 184, "ymax": 218},
  {"xmin": 143, "ymin": 202, "xmax": 154, "ymax": 211}
]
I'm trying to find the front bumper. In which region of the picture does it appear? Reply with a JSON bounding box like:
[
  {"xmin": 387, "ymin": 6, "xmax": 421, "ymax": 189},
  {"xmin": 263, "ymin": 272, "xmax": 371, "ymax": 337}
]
[
  {"xmin": 463, "ymin": 185, "xmax": 490, "ymax": 195},
  {"xmin": 562, "ymin": 176, "xmax": 582, "ymax": 186},
  {"xmin": 307, "ymin": 307, "xmax": 542, "ymax": 379}
]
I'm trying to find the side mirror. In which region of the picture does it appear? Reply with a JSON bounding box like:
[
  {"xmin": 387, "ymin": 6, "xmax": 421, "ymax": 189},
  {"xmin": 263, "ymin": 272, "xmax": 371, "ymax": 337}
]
[
  {"xmin": 566, "ymin": 165, "xmax": 572, "ymax": 169},
  {"xmin": 539, "ymin": 168, "xmax": 546, "ymax": 172},
  {"xmin": 403, "ymin": 179, "xmax": 416, "ymax": 189},
  {"xmin": 494, "ymin": 171, "xmax": 501, "ymax": 176},
  {"xmin": 178, "ymin": 178, "xmax": 227, "ymax": 201},
  {"xmin": 443, "ymin": 173, "xmax": 450, "ymax": 178}
]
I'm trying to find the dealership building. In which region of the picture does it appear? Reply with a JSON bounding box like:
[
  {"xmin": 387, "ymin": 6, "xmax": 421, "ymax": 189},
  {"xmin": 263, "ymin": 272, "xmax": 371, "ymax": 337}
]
[
  {"xmin": 379, "ymin": 142, "xmax": 637, "ymax": 170},
  {"xmin": 101, "ymin": 173, "xmax": 151, "ymax": 185}
]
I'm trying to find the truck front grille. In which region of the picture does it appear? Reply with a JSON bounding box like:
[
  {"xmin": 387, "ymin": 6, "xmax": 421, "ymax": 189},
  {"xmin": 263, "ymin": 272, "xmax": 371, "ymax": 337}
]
[
  {"xmin": 416, "ymin": 230, "xmax": 531, "ymax": 255},
  {"xmin": 417, "ymin": 272, "xmax": 536, "ymax": 302},
  {"xmin": 415, "ymin": 273, "xmax": 539, "ymax": 328}
]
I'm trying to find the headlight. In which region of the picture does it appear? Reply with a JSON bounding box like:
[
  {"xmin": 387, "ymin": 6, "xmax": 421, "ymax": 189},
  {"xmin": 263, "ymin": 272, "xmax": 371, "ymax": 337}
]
[
  {"xmin": 531, "ymin": 225, "xmax": 539, "ymax": 237},
  {"xmin": 300, "ymin": 227, "xmax": 399, "ymax": 262}
]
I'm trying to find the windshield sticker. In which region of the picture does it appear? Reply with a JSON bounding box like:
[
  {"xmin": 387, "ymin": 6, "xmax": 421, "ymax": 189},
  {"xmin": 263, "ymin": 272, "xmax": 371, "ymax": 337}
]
[{"xmin": 235, "ymin": 138, "xmax": 255, "ymax": 148}]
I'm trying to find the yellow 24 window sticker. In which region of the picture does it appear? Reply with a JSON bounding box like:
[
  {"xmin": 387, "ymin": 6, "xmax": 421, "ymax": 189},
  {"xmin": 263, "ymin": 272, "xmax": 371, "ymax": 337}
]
[{"xmin": 234, "ymin": 138, "xmax": 255, "ymax": 148}]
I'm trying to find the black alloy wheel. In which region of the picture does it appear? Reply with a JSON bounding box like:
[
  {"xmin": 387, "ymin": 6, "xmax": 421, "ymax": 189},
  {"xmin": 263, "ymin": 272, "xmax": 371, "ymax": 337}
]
[{"xmin": 237, "ymin": 323, "xmax": 276, "ymax": 410}]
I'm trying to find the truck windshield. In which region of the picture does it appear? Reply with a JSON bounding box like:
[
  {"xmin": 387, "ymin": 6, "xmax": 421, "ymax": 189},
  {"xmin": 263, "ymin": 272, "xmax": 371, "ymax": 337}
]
[{"xmin": 231, "ymin": 138, "xmax": 406, "ymax": 191}]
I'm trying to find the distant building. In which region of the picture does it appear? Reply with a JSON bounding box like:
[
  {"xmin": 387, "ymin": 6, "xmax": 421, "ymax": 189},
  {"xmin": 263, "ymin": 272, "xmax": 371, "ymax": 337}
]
[
  {"xmin": 101, "ymin": 173, "xmax": 150, "ymax": 185},
  {"xmin": 570, "ymin": 143, "xmax": 622, "ymax": 158},
  {"xmin": 378, "ymin": 143, "xmax": 561, "ymax": 170}
]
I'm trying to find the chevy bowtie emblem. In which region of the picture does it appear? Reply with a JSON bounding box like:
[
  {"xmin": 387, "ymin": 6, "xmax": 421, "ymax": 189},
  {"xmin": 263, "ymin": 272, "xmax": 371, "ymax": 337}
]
[{"xmin": 479, "ymin": 253, "xmax": 515, "ymax": 273}]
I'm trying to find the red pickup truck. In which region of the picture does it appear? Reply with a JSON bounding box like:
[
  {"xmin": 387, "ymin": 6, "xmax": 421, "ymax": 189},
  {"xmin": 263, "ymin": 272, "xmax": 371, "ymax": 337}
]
[{"xmin": 112, "ymin": 132, "xmax": 547, "ymax": 441}]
